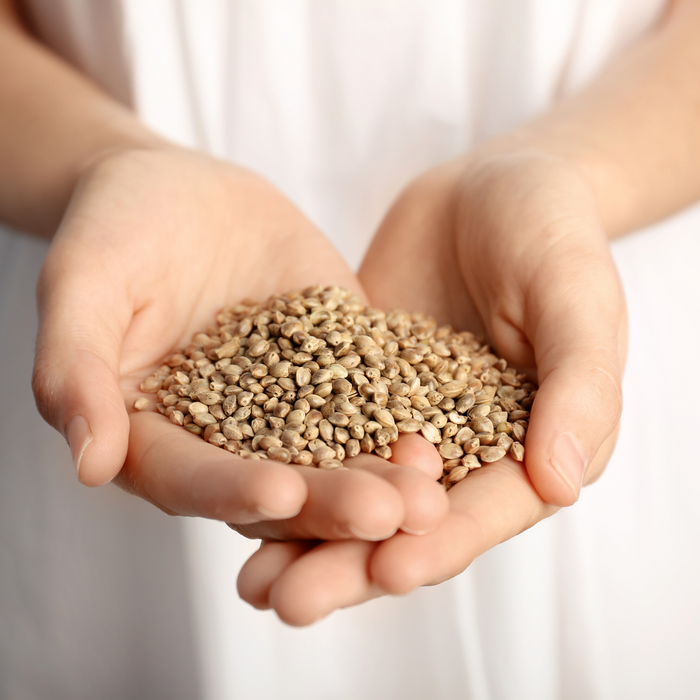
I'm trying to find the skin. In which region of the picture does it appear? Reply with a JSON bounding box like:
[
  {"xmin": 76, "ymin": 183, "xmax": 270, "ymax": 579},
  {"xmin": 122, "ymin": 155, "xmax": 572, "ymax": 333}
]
[{"xmin": 2, "ymin": 0, "xmax": 700, "ymax": 624}]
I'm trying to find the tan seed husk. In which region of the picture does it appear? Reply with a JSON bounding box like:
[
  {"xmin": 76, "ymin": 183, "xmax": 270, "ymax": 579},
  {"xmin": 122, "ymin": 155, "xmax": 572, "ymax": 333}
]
[{"xmin": 141, "ymin": 286, "xmax": 534, "ymax": 488}]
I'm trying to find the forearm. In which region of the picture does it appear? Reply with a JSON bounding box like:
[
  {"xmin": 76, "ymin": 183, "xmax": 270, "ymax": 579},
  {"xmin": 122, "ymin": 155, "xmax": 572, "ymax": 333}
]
[
  {"xmin": 485, "ymin": 0, "xmax": 700, "ymax": 238},
  {"xmin": 0, "ymin": 1, "xmax": 163, "ymax": 237}
]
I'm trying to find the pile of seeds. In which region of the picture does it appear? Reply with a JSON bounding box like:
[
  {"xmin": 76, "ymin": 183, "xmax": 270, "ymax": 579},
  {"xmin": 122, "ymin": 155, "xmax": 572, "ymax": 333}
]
[{"xmin": 138, "ymin": 286, "xmax": 535, "ymax": 488}]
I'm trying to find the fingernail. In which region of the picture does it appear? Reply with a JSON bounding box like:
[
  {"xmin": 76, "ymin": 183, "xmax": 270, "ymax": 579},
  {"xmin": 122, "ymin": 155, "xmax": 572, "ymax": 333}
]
[
  {"xmin": 401, "ymin": 525, "xmax": 437, "ymax": 536},
  {"xmin": 66, "ymin": 415, "xmax": 93, "ymax": 479},
  {"xmin": 256, "ymin": 506, "xmax": 302, "ymax": 520},
  {"xmin": 551, "ymin": 432, "xmax": 587, "ymax": 499},
  {"xmin": 347, "ymin": 523, "xmax": 397, "ymax": 541}
]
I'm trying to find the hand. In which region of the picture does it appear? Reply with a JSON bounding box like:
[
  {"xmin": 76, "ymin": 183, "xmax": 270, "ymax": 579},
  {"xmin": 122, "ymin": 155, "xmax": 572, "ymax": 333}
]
[
  {"xmin": 236, "ymin": 151, "xmax": 627, "ymax": 624},
  {"xmin": 32, "ymin": 145, "xmax": 448, "ymax": 541}
]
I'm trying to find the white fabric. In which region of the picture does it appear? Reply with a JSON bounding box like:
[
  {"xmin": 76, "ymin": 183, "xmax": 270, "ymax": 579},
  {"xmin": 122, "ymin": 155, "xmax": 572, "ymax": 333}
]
[{"xmin": 6, "ymin": 1, "xmax": 700, "ymax": 698}]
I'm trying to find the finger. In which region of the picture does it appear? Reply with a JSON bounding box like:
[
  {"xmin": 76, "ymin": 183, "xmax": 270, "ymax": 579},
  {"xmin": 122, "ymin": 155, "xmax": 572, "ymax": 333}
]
[
  {"xmin": 120, "ymin": 410, "xmax": 308, "ymax": 521},
  {"xmin": 266, "ymin": 540, "xmax": 381, "ymax": 626},
  {"xmin": 351, "ymin": 445, "xmax": 449, "ymax": 535},
  {"xmin": 521, "ymin": 237, "xmax": 627, "ymax": 506},
  {"xmin": 370, "ymin": 457, "xmax": 558, "ymax": 595},
  {"xmin": 33, "ymin": 237, "xmax": 132, "ymax": 486},
  {"xmin": 230, "ymin": 455, "xmax": 406, "ymax": 542},
  {"xmin": 388, "ymin": 432, "xmax": 444, "ymax": 480},
  {"xmin": 237, "ymin": 540, "xmax": 316, "ymax": 610}
]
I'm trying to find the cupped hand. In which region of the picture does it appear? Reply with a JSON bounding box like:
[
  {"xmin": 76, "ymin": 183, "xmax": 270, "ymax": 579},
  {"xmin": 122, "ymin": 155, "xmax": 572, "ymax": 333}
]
[
  {"xmin": 32, "ymin": 145, "xmax": 448, "ymax": 540},
  {"xmin": 237, "ymin": 151, "xmax": 627, "ymax": 624}
]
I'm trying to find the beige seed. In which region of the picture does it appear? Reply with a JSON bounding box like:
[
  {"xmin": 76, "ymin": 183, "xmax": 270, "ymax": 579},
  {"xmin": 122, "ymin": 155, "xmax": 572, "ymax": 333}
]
[
  {"xmin": 510, "ymin": 442, "xmax": 525, "ymax": 462},
  {"xmin": 431, "ymin": 413, "xmax": 448, "ymax": 429},
  {"xmin": 133, "ymin": 397, "xmax": 149, "ymax": 411},
  {"xmin": 345, "ymin": 439, "xmax": 361, "ymax": 458},
  {"xmin": 454, "ymin": 426, "xmax": 475, "ymax": 445},
  {"xmin": 193, "ymin": 413, "xmax": 218, "ymax": 427},
  {"xmin": 470, "ymin": 416, "xmax": 494, "ymax": 434},
  {"xmin": 420, "ymin": 421, "xmax": 442, "ymax": 444},
  {"xmin": 479, "ymin": 446, "xmax": 507, "ymax": 463},
  {"xmin": 247, "ymin": 340, "xmax": 270, "ymax": 357},
  {"xmin": 446, "ymin": 465, "xmax": 470, "ymax": 485},
  {"xmin": 214, "ymin": 339, "xmax": 241, "ymax": 359},
  {"xmin": 328, "ymin": 412, "xmax": 350, "ymax": 428},
  {"xmin": 208, "ymin": 433, "xmax": 228, "ymax": 447},
  {"xmin": 512, "ymin": 423, "xmax": 526, "ymax": 442},
  {"xmin": 461, "ymin": 454, "xmax": 480, "ymax": 469},
  {"xmin": 446, "ymin": 410, "xmax": 466, "ymax": 425},
  {"xmin": 438, "ymin": 442, "xmax": 464, "ymax": 460},
  {"xmin": 440, "ymin": 380, "xmax": 468, "ymax": 398},
  {"xmin": 259, "ymin": 436, "xmax": 283, "ymax": 450},
  {"xmin": 198, "ymin": 391, "xmax": 224, "ymax": 406},
  {"xmin": 375, "ymin": 445, "xmax": 393, "ymax": 460},
  {"xmin": 169, "ymin": 410, "xmax": 185, "ymax": 426},
  {"xmin": 360, "ymin": 434, "xmax": 375, "ymax": 453},
  {"xmin": 318, "ymin": 458, "xmax": 345, "ymax": 470},
  {"xmin": 203, "ymin": 423, "xmax": 220, "ymax": 441},
  {"xmin": 463, "ymin": 437, "xmax": 480, "ymax": 454},
  {"xmin": 222, "ymin": 421, "xmax": 243, "ymax": 441},
  {"xmin": 140, "ymin": 376, "xmax": 163, "ymax": 393},
  {"xmin": 373, "ymin": 409, "xmax": 395, "ymax": 429},
  {"xmin": 396, "ymin": 418, "xmax": 423, "ymax": 433},
  {"xmin": 269, "ymin": 362, "xmax": 292, "ymax": 378},
  {"xmin": 312, "ymin": 445, "xmax": 337, "ymax": 463},
  {"xmin": 267, "ymin": 446, "xmax": 292, "ymax": 463},
  {"xmin": 293, "ymin": 450, "xmax": 314, "ymax": 466},
  {"xmin": 149, "ymin": 287, "xmax": 535, "ymax": 488}
]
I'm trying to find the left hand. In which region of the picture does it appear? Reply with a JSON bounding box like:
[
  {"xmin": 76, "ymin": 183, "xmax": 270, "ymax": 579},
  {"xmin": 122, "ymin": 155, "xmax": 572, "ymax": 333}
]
[{"xmin": 236, "ymin": 151, "xmax": 628, "ymax": 625}]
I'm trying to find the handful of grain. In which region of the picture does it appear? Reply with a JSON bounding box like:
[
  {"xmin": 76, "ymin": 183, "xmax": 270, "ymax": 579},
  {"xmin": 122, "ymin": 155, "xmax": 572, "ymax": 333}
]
[{"xmin": 138, "ymin": 286, "xmax": 535, "ymax": 488}]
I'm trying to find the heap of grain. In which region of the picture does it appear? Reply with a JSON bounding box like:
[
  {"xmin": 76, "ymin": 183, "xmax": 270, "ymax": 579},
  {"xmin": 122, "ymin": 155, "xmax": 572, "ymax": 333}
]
[{"xmin": 138, "ymin": 286, "xmax": 535, "ymax": 488}]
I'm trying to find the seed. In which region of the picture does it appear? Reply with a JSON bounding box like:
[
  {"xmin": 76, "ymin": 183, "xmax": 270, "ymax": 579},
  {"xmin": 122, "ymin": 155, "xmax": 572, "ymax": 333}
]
[
  {"xmin": 420, "ymin": 421, "xmax": 442, "ymax": 444},
  {"xmin": 328, "ymin": 412, "xmax": 350, "ymax": 428},
  {"xmin": 438, "ymin": 442, "xmax": 464, "ymax": 460},
  {"xmin": 454, "ymin": 426, "xmax": 475, "ymax": 445},
  {"xmin": 375, "ymin": 445, "xmax": 392, "ymax": 460},
  {"xmin": 510, "ymin": 442, "xmax": 525, "ymax": 462},
  {"xmin": 512, "ymin": 423, "xmax": 526, "ymax": 442},
  {"xmin": 265, "ymin": 446, "xmax": 290, "ymax": 463},
  {"xmin": 142, "ymin": 287, "xmax": 535, "ymax": 487},
  {"xmin": 431, "ymin": 413, "xmax": 448, "ymax": 429},
  {"xmin": 373, "ymin": 409, "xmax": 395, "ymax": 428},
  {"xmin": 140, "ymin": 376, "xmax": 163, "ymax": 393},
  {"xmin": 456, "ymin": 394, "xmax": 475, "ymax": 413},
  {"xmin": 312, "ymin": 445, "xmax": 337, "ymax": 463},
  {"xmin": 479, "ymin": 446, "xmax": 507, "ymax": 463},
  {"xmin": 318, "ymin": 458, "xmax": 345, "ymax": 470},
  {"xmin": 345, "ymin": 439, "xmax": 361, "ymax": 458},
  {"xmin": 247, "ymin": 340, "xmax": 270, "ymax": 357},
  {"xmin": 461, "ymin": 454, "xmax": 480, "ymax": 469},
  {"xmin": 169, "ymin": 410, "xmax": 185, "ymax": 426},
  {"xmin": 446, "ymin": 466, "xmax": 470, "ymax": 485},
  {"xmin": 396, "ymin": 419, "xmax": 422, "ymax": 433},
  {"xmin": 470, "ymin": 416, "xmax": 494, "ymax": 434},
  {"xmin": 293, "ymin": 450, "xmax": 314, "ymax": 466}
]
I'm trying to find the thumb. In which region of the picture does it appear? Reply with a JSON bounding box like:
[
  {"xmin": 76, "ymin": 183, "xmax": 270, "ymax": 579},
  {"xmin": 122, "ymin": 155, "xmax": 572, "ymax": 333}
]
[
  {"xmin": 517, "ymin": 247, "xmax": 627, "ymax": 507},
  {"xmin": 33, "ymin": 247, "xmax": 131, "ymax": 487}
]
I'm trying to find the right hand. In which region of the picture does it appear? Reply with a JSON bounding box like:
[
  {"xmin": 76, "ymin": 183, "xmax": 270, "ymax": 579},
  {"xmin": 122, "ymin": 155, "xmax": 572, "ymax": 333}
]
[{"xmin": 32, "ymin": 145, "xmax": 449, "ymax": 541}]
